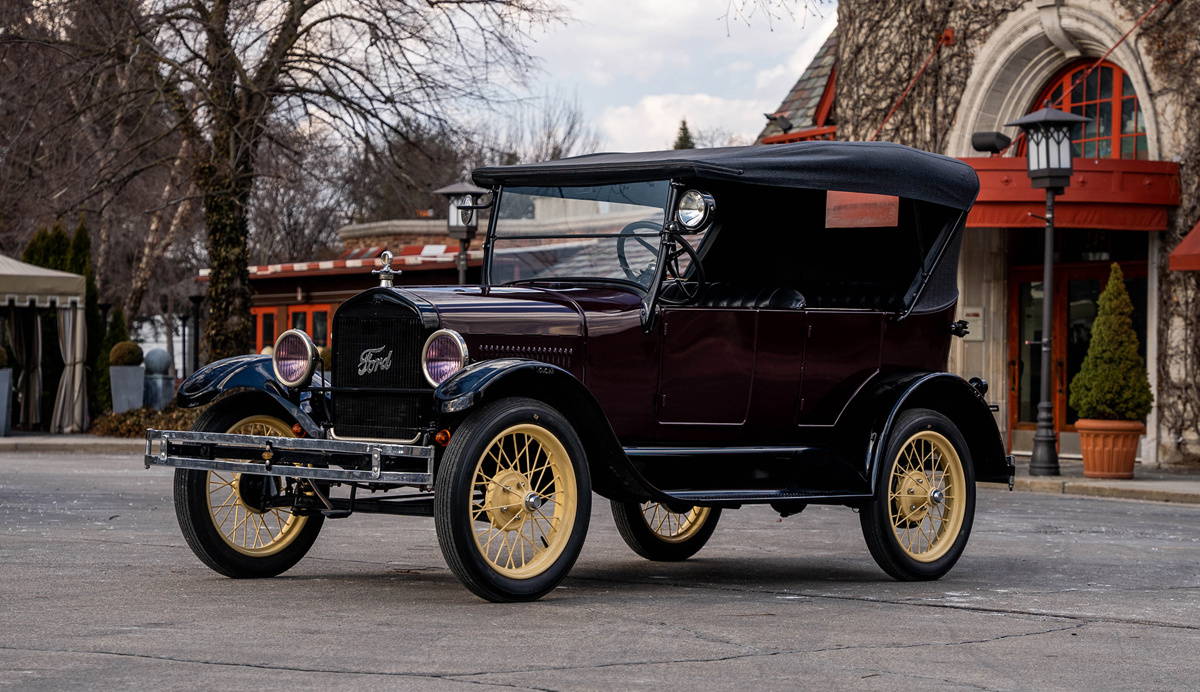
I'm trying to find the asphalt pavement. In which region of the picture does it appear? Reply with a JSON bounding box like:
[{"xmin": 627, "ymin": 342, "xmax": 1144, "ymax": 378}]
[{"xmin": 2, "ymin": 451, "xmax": 1198, "ymax": 690}]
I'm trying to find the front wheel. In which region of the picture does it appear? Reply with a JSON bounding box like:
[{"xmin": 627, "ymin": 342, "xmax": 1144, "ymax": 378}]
[
  {"xmin": 860, "ymin": 408, "xmax": 975, "ymax": 581},
  {"xmin": 434, "ymin": 397, "xmax": 591, "ymax": 602},
  {"xmin": 611, "ymin": 501, "xmax": 721, "ymax": 561},
  {"xmin": 173, "ymin": 393, "xmax": 324, "ymax": 578}
]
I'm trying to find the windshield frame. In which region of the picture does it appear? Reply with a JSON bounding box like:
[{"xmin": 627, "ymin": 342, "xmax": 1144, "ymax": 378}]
[{"xmin": 483, "ymin": 181, "xmax": 678, "ymax": 296}]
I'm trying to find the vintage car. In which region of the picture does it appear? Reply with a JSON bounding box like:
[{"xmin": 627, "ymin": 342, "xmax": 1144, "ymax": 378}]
[{"xmin": 145, "ymin": 141, "xmax": 1013, "ymax": 602}]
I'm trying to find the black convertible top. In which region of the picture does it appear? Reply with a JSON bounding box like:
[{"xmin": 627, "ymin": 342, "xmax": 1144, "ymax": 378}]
[{"xmin": 473, "ymin": 140, "xmax": 980, "ymax": 211}]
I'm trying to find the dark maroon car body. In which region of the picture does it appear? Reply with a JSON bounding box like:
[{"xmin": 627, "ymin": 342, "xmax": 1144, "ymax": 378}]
[{"xmin": 176, "ymin": 140, "xmax": 1011, "ymax": 511}]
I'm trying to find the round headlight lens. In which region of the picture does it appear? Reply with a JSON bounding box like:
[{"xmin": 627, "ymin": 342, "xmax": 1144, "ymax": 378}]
[
  {"xmin": 676, "ymin": 189, "xmax": 714, "ymax": 230},
  {"xmin": 272, "ymin": 329, "xmax": 317, "ymax": 388},
  {"xmin": 422, "ymin": 329, "xmax": 468, "ymax": 387}
]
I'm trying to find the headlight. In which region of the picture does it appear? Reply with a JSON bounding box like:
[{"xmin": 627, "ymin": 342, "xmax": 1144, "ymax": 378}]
[
  {"xmin": 272, "ymin": 329, "xmax": 318, "ymax": 388},
  {"xmin": 422, "ymin": 329, "xmax": 468, "ymax": 387},
  {"xmin": 676, "ymin": 189, "xmax": 715, "ymax": 230}
]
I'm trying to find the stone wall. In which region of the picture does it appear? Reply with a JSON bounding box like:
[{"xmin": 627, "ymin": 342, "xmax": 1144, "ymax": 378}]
[
  {"xmin": 835, "ymin": 0, "xmax": 1199, "ymax": 464},
  {"xmin": 1117, "ymin": 0, "xmax": 1200, "ymax": 463},
  {"xmin": 834, "ymin": 0, "xmax": 1025, "ymax": 150}
]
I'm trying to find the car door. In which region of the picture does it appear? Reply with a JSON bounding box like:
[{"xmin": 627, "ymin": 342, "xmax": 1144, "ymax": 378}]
[
  {"xmin": 795, "ymin": 310, "xmax": 884, "ymax": 425},
  {"xmin": 656, "ymin": 307, "xmax": 756, "ymax": 426}
]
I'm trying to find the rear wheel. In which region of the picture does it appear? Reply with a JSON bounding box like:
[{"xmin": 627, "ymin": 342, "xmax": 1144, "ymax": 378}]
[
  {"xmin": 611, "ymin": 501, "xmax": 720, "ymax": 561},
  {"xmin": 435, "ymin": 397, "xmax": 591, "ymax": 602},
  {"xmin": 860, "ymin": 408, "xmax": 975, "ymax": 581},
  {"xmin": 174, "ymin": 394, "xmax": 324, "ymax": 578}
]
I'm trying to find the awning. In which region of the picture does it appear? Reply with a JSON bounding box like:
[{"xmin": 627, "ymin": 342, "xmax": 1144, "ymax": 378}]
[
  {"xmin": 1169, "ymin": 219, "xmax": 1200, "ymax": 271},
  {"xmin": 961, "ymin": 157, "xmax": 1179, "ymax": 231},
  {"xmin": 0, "ymin": 253, "xmax": 86, "ymax": 306},
  {"xmin": 1, "ymin": 253, "xmax": 88, "ymax": 434}
]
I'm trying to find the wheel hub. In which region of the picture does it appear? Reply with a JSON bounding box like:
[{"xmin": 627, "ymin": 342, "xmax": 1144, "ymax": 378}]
[
  {"xmin": 483, "ymin": 469, "xmax": 529, "ymax": 530},
  {"xmin": 234, "ymin": 474, "xmax": 270, "ymax": 514},
  {"xmin": 894, "ymin": 470, "xmax": 932, "ymax": 523}
]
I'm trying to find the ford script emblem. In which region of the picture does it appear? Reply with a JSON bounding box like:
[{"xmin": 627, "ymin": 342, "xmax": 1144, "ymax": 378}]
[{"xmin": 358, "ymin": 345, "xmax": 393, "ymax": 375}]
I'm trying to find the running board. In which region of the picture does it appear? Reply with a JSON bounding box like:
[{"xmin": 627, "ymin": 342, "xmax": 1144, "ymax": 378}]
[{"xmin": 662, "ymin": 489, "xmax": 871, "ymax": 505}]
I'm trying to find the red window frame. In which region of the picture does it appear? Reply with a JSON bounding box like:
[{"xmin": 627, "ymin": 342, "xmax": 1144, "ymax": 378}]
[
  {"xmin": 1030, "ymin": 60, "xmax": 1148, "ymax": 160},
  {"xmin": 251, "ymin": 307, "xmax": 277, "ymax": 354},
  {"xmin": 287, "ymin": 304, "xmax": 332, "ymax": 347}
]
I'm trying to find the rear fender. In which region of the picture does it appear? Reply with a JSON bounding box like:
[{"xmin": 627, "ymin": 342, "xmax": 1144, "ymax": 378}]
[
  {"xmin": 435, "ymin": 359, "xmax": 666, "ymax": 502},
  {"xmin": 839, "ymin": 371, "xmax": 1010, "ymax": 491},
  {"xmin": 176, "ymin": 355, "xmax": 327, "ymax": 438}
]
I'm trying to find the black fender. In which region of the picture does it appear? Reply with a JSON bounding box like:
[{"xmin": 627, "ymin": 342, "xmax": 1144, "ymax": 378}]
[
  {"xmin": 838, "ymin": 371, "xmax": 1010, "ymax": 491},
  {"xmin": 435, "ymin": 358, "xmax": 667, "ymax": 502},
  {"xmin": 176, "ymin": 355, "xmax": 328, "ymax": 438}
]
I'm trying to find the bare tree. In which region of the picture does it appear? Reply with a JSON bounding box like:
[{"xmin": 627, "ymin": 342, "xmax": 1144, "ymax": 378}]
[
  {"xmin": 249, "ymin": 129, "xmax": 348, "ymax": 263},
  {"xmin": 7, "ymin": 0, "xmax": 562, "ymax": 360}
]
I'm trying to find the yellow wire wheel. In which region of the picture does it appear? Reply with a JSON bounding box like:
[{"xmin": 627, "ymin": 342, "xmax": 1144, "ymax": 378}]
[
  {"xmin": 469, "ymin": 423, "xmax": 577, "ymax": 579},
  {"xmin": 173, "ymin": 393, "xmax": 324, "ymax": 579},
  {"xmin": 886, "ymin": 430, "xmax": 966, "ymax": 563},
  {"xmin": 206, "ymin": 415, "xmax": 309, "ymax": 557},
  {"xmin": 435, "ymin": 398, "xmax": 591, "ymax": 602},
  {"xmin": 611, "ymin": 500, "xmax": 721, "ymax": 561},
  {"xmin": 860, "ymin": 408, "xmax": 975, "ymax": 581},
  {"xmin": 639, "ymin": 504, "xmax": 711, "ymax": 544}
]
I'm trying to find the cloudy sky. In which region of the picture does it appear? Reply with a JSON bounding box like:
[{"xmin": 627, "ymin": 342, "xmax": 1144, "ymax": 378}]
[{"xmin": 520, "ymin": 1, "xmax": 837, "ymax": 152}]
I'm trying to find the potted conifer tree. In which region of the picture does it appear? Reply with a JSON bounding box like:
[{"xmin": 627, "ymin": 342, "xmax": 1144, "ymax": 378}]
[{"xmin": 1068, "ymin": 263, "xmax": 1153, "ymax": 479}]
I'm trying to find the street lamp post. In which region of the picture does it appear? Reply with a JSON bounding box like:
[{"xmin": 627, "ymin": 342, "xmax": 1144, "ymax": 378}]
[
  {"xmin": 1005, "ymin": 103, "xmax": 1090, "ymax": 477},
  {"xmin": 433, "ymin": 182, "xmax": 489, "ymax": 285}
]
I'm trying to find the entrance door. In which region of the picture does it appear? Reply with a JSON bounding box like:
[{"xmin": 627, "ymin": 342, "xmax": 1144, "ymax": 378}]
[{"xmin": 1008, "ymin": 262, "xmax": 1147, "ymax": 434}]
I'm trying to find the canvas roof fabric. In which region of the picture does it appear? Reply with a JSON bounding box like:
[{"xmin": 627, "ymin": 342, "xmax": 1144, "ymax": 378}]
[
  {"xmin": 473, "ymin": 140, "xmax": 981, "ymax": 212},
  {"xmin": 0, "ymin": 253, "xmax": 86, "ymax": 306}
]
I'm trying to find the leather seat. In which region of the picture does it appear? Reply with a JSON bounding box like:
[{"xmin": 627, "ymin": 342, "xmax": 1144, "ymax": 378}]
[
  {"xmin": 691, "ymin": 282, "xmax": 806, "ymax": 309},
  {"xmin": 799, "ymin": 281, "xmax": 906, "ymax": 311}
]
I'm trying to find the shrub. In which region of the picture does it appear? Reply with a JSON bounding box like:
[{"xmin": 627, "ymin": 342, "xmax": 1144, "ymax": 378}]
[
  {"xmin": 110, "ymin": 340, "xmax": 144, "ymax": 367},
  {"xmin": 90, "ymin": 404, "xmax": 206, "ymax": 437},
  {"xmin": 1068, "ymin": 263, "xmax": 1154, "ymax": 421},
  {"xmin": 0, "ymin": 344, "xmax": 7, "ymax": 369}
]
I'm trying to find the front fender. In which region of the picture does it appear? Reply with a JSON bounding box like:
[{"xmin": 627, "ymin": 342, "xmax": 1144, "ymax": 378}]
[
  {"xmin": 176, "ymin": 355, "xmax": 327, "ymax": 438},
  {"xmin": 435, "ymin": 358, "xmax": 668, "ymax": 502}
]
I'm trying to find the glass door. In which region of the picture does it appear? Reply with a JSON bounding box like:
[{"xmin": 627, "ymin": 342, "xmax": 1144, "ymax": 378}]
[{"xmin": 1009, "ymin": 263, "xmax": 1147, "ymax": 433}]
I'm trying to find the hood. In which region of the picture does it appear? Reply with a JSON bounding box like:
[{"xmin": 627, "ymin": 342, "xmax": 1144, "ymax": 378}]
[{"xmin": 401, "ymin": 286, "xmax": 585, "ymax": 337}]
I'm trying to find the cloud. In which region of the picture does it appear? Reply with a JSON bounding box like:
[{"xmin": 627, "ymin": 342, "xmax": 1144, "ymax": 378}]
[
  {"xmin": 599, "ymin": 93, "xmax": 767, "ymax": 151},
  {"xmin": 753, "ymin": 13, "xmax": 837, "ymax": 101}
]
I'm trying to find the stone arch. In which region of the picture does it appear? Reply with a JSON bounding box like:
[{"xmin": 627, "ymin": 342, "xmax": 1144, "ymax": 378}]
[{"xmin": 945, "ymin": 1, "xmax": 1159, "ymax": 160}]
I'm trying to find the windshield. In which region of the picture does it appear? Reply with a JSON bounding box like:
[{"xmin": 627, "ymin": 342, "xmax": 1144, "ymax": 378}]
[{"xmin": 489, "ymin": 181, "xmax": 670, "ymax": 289}]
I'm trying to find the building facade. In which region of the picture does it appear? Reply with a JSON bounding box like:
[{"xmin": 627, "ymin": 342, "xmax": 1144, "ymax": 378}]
[{"xmin": 760, "ymin": 0, "xmax": 1199, "ymax": 464}]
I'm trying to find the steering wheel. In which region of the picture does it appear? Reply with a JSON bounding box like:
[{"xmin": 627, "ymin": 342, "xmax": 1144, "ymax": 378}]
[
  {"xmin": 656, "ymin": 233, "xmax": 706, "ymax": 306},
  {"xmin": 616, "ymin": 221, "xmax": 662, "ymax": 284}
]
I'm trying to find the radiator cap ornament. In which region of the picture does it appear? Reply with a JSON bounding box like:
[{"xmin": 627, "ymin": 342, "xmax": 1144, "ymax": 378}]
[{"xmin": 373, "ymin": 250, "xmax": 398, "ymax": 287}]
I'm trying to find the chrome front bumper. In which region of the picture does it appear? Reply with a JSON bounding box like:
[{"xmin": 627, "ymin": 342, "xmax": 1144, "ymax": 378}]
[{"xmin": 144, "ymin": 429, "xmax": 435, "ymax": 485}]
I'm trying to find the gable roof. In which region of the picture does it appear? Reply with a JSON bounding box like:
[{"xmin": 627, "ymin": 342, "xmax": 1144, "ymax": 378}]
[{"xmin": 757, "ymin": 29, "xmax": 838, "ymax": 142}]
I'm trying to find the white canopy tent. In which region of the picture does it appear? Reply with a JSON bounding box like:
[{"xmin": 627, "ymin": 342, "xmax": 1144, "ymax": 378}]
[{"xmin": 1, "ymin": 253, "xmax": 88, "ymax": 433}]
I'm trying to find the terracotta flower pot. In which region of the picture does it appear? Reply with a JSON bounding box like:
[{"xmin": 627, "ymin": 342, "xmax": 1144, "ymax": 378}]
[{"xmin": 1075, "ymin": 419, "xmax": 1144, "ymax": 479}]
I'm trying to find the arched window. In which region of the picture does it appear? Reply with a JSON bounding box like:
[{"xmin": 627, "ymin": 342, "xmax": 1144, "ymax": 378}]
[{"xmin": 1033, "ymin": 61, "xmax": 1147, "ymax": 160}]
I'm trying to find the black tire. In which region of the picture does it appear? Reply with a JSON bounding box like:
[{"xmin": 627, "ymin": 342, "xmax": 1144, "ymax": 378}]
[
  {"xmin": 860, "ymin": 408, "xmax": 976, "ymax": 581},
  {"xmin": 435, "ymin": 397, "xmax": 591, "ymax": 602},
  {"xmin": 611, "ymin": 501, "xmax": 721, "ymax": 561},
  {"xmin": 174, "ymin": 393, "xmax": 324, "ymax": 578}
]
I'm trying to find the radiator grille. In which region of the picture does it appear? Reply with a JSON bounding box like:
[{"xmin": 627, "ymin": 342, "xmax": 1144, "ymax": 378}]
[{"xmin": 332, "ymin": 315, "xmax": 430, "ymax": 440}]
